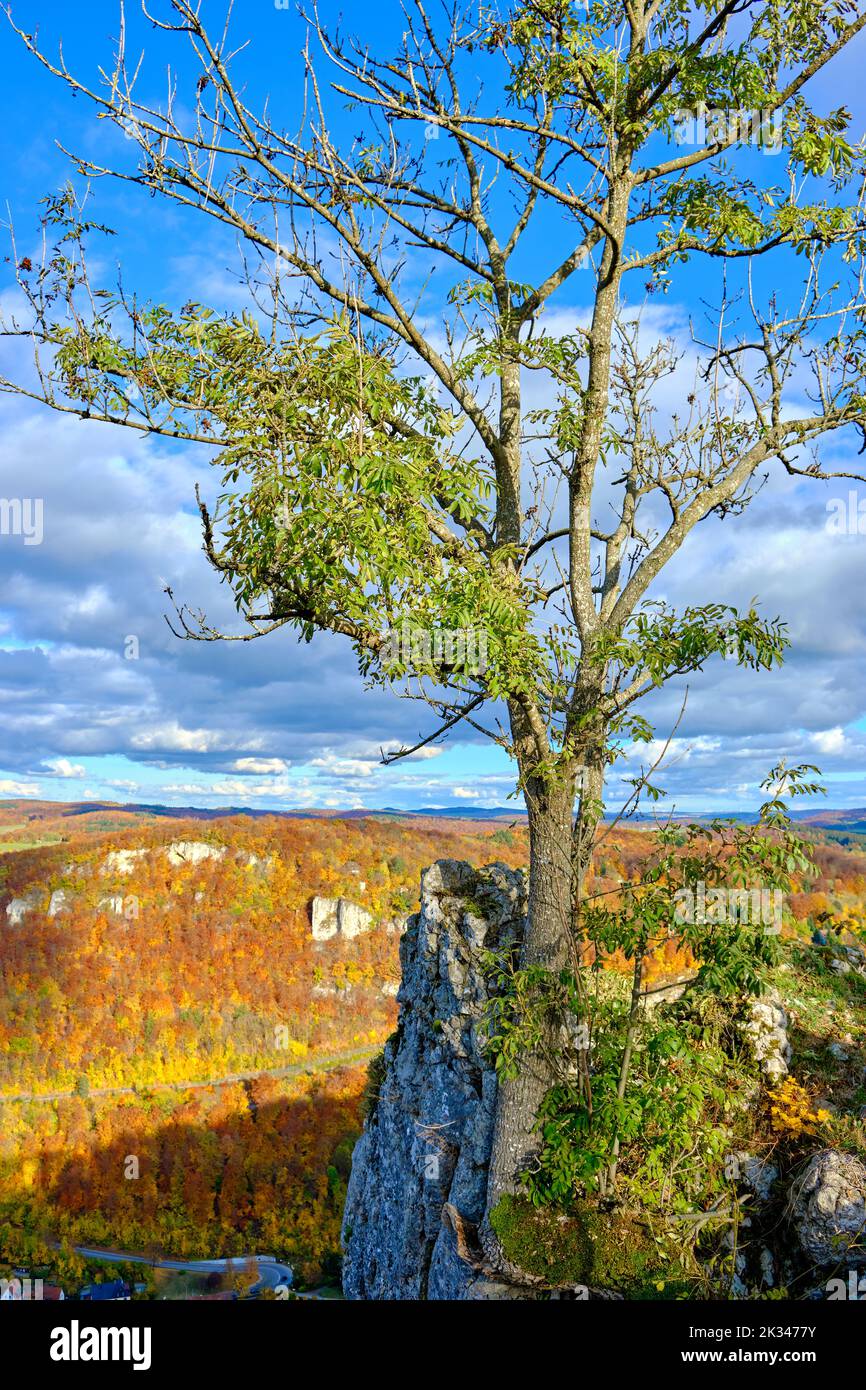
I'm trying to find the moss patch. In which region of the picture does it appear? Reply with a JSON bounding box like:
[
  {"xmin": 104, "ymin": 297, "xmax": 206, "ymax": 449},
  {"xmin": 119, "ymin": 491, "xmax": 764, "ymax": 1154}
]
[
  {"xmin": 362, "ymin": 1047, "xmax": 388, "ymax": 1122},
  {"xmin": 489, "ymin": 1194, "xmax": 693, "ymax": 1297}
]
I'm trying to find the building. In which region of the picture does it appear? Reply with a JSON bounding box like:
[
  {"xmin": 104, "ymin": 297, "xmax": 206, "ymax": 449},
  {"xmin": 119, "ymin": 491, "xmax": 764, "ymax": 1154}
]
[{"xmin": 79, "ymin": 1279, "xmax": 131, "ymax": 1301}]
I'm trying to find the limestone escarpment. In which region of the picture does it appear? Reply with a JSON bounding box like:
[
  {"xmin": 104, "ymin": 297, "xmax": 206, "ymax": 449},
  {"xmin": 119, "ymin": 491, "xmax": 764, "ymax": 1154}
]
[{"xmin": 341, "ymin": 859, "xmax": 525, "ymax": 1300}]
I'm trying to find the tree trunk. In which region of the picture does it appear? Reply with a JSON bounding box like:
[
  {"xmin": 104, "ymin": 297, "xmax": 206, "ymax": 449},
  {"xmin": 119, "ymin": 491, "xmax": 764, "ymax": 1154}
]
[
  {"xmin": 479, "ymin": 707, "xmax": 607, "ymax": 1281},
  {"xmin": 480, "ymin": 774, "xmax": 576, "ymax": 1279}
]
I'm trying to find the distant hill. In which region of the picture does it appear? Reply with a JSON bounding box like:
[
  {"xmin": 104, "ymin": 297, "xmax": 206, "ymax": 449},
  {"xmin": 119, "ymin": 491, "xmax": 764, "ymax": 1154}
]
[
  {"xmin": 4, "ymin": 796, "xmax": 866, "ymax": 829},
  {"xmin": 795, "ymin": 807, "xmax": 866, "ymax": 832},
  {"xmin": 0, "ymin": 797, "xmax": 525, "ymax": 825}
]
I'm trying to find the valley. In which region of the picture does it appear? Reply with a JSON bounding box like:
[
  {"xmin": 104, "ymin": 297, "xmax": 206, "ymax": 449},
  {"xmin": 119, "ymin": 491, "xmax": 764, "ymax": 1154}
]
[{"xmin": 2, "ymin": 798, "xmax": 865, "ymax": 1298}]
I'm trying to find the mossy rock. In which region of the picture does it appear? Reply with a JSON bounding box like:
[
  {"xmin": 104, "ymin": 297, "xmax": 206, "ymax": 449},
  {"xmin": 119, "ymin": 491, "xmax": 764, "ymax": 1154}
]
[
  {"xmin": 488, "ymin": 1194, "xmax": 694, "ymax": 1297},
  {"xmin": 362, "ymin": 1047, "xmax": 388, "ymax": 1122}
]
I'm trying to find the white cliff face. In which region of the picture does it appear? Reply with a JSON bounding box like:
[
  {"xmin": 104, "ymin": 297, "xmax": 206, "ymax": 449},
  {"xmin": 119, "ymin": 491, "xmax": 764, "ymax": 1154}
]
[
  {"xmin": 338, "ymin": 899, "xmax": 374, "ymax": 938},
  {"xmin": 47, "ymin": 890, "xmax": 69, "ymax": 918},
  {"xmin": 165, "ymin": 841, "xmax": 226, "ymax": 868},
  {"xmin": 5, "ymin": 890, "xmax": 41, "ymax": 925},
  {"xmin": 101, "ymin": 848, "xmax": 149, "ymax": 876},
  {"xmin": 341, "ymin": 860, "xmax": 527, "ymax": 1301},
  {"xmin": 311, "ymin": 898, "xmax": 340, "ymax": 941},
  {"xmin": 102, "ymin": 841, "xmax": 227, "ymax": 875},
  {"xmin": 310, "ymin": 896, "xmax": 374, "ymax": 941}
]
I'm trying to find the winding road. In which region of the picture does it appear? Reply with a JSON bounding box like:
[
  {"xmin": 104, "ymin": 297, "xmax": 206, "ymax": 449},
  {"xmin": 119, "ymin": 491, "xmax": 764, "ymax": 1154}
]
[
  {"xmin": 0, "ymin": 1043, "xmax": 381, "ymax": 1105},
  {"xmin": 72, "ymin": 1245, "xmax": 295, "ymax": 1296}
]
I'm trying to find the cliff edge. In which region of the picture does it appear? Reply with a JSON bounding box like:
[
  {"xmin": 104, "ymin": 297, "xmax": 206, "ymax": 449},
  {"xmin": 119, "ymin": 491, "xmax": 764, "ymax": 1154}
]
[{"xmin": 341, "ymin": 859, "xmax": 525, "ymax": 1300}]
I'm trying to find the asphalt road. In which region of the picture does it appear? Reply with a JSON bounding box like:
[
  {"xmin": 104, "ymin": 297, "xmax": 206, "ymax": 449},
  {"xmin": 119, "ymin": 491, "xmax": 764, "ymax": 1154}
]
[{"xmin": 73, "ymin": 1246, "xmax": 294, "ymax": 1295}]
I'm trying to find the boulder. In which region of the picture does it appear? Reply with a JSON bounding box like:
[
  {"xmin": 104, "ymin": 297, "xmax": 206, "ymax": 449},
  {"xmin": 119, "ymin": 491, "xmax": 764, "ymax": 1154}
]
[
  {"xmin": 789, "ymin": 1149, "xmax": 866, "ymax": 1268},
  {"xmin": 341, "ymin": 860, "xmax": 526, "ymax": 1300},
  {"xmin": 730, "ymin": 1151, "xmax": 778, "ymax": 1202}
]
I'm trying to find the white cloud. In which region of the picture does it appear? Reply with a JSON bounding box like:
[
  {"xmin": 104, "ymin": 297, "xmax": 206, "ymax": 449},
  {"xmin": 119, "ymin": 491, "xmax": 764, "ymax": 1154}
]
[
  {"xmin": 0, "ymin": 778, "xmax": 41, "ymax": 795},
  {"xmin": 309, "ymin": 751, "xmax": 378, "ymax": 778},
  {"xmin": 813, "ymin": 727, "xmax": 848, "ymax": 755},
  {"xmin": 233, "ymin": 757, "xmax": 288, "ymax": 775},
  {"xmin": 131, "ymin": 722, "xmax": 225, "ymax": 753},
  {"xmin": 42, "ymin": 757, "xmax": 86, "ymax": 778},
  {"xmin": 379, "ymin": 742, "xmax": 443, "ymax": 762}
]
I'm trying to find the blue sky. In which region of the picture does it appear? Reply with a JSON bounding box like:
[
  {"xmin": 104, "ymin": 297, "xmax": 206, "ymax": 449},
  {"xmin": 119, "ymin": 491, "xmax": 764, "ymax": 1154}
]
[{"xmin": 0, "ymin": 1, "xmax": 865, "ymax": 815}]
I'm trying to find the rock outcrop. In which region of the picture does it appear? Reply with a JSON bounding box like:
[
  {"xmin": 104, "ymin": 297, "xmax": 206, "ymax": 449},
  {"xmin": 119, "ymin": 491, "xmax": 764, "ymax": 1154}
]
[
  {"xmin": 311, "ymin": 896, "xmax": 374, "ymax": 941},
  {"xmin": 47, "ymin": 889, "xmax": 69, "ymax": 918},
  {"xmin": 788, "ymin": 1149, "xmax": 866, "ymax": 1268},
  {"xmin": 5, "ymin": 889, "xmax": 41, "ymax": 925},
  {"xmin": 341, "ymin": 859, "xmax": 526, "ymax": 1300},
  {"xmin": 742, "ymin": 993, "xmax": 791, "ymax": 1079},
  {"xmin": 165, "ymin": 840, "xmax": 225, "ymax": 868},
  {"xmin": 100, "ymin": 842, "xmax": 227, "ymax": 875},
  {"xmin": 101, "ymin": 848, "xmax": 149, "ymax": 876}
]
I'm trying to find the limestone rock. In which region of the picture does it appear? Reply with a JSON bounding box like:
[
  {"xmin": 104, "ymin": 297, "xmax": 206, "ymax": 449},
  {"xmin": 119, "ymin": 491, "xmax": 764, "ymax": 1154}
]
[
  {"xmin": 47, "ymin": 889, "xmax": 69, "ymax": 918},
  {"xmin": 742, "ymin": 994, "xmax": 791, "ymax": 1080},
  {"xmin": 341, "ymin": 860, "xmax": 526, "ymax": 1300},
  {"xmin": 101, "ymin": 848, "xmax": 149, "ymax": 876},
  {"xmin": 311, "ymin": 898, "xmax": 340, "ymax": 941},
  {"xmin": 5, "ymin": 889, "xmax": 41, "ymax": 925},
  {"xmin": 338, "ymin": 899, "xmax": 374, "ymax": 939},
  {"xmin": 731, "ymin": 1151, "xmax": 779, "ymax": 1202},
  {"xmin": 165, "ymin": 841, "xmax": 225, "ymax": 868},
  {"xmin": 234, "ymin": 850, "xmax": 265, "ymax": 869},
  {"xmin": 310, "ymin": 896, "xmax": 373, "ymax": 942},
  {"xmin": 789, "ymin": 1149, "xmax": 866, "ymax": 1268}
]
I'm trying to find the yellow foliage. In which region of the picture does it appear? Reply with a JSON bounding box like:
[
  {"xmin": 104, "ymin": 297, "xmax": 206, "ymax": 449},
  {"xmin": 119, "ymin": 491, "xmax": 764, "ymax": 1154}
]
[{"xmin": 768, "ymin": 1078, "xmax": 830, "ymax": 1138}]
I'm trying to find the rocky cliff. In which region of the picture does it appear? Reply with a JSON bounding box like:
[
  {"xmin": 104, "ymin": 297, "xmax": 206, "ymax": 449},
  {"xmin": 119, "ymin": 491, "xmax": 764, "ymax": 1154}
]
[
  {"xmin": 341, "ymin": 859, "xmax": 525, "ymax": 1300},
  {"xmin": 342, "ymin": 859, "xmax": 866, "ymax": 1301}
]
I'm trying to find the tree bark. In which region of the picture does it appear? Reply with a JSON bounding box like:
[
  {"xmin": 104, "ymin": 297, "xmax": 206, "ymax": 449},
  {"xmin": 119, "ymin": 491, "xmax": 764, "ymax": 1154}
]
[
  {"xmin": 480, "ymin": 767, "xmax": 576, "ymax": 1278},
  {"xmin": 480, "ymin": 695, "xmax": 607, "ymax": 1280}
]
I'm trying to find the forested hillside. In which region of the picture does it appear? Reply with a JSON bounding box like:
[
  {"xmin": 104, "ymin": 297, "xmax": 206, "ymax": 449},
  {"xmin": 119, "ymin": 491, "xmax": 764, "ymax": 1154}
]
[{"xmin": 2, "ymin": 805, "xmax": 865, "ymax": 1290}]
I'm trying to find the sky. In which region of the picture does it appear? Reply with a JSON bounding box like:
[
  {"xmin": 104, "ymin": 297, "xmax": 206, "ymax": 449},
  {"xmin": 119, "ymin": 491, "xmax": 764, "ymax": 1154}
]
[{"xmin": 0, "ymin": 1, "xmax": 865, "ymax": 817}]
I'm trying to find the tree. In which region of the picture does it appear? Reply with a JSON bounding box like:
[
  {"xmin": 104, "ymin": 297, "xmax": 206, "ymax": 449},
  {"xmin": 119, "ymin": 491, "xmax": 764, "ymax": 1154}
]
[{"xmin": 3, "ymin": 0, "xmax": 866, "ymax": 1280}]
